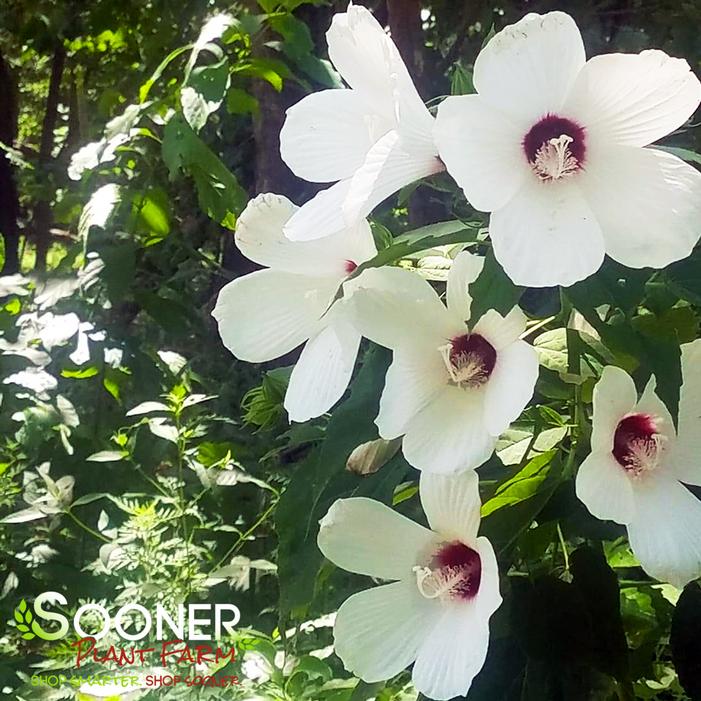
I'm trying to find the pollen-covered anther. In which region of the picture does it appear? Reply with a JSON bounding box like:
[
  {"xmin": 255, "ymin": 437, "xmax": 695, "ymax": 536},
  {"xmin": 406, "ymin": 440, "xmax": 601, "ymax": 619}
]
[
  {"xmin": 533, "ymin": 134, "xmax": 580, "ymax": 181},
  {"xmin": 414, "ymin": 565, "xmax": 469, "ymax": 601},
  {"xmin": 439, "ymin": 333, "xmax": 497, "ymax": 388},
  {"xmin": 414, "ymin": 541, "xmax": 482, "ymax": 602},
  {"xmin": 612, "ymin": 413, "xmax": 667, "ymax": 477}
]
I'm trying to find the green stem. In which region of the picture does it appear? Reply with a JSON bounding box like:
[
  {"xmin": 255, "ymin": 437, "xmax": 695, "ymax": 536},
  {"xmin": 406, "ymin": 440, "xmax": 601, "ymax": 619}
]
[
  {"xmin": 213, "ymin": 500, "xmax": 278, "ymax": 572},
  {"xmin": 66, "ymin": 510, "xmax": 110, "ymax": 543},
  {"xmin": 556, "ymin": 522, "xmax": 570, "ymax": 573}
]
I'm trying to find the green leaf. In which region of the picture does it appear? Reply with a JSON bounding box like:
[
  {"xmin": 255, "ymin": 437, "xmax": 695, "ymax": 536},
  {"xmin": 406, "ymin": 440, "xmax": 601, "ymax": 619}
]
[
  {"xmin": 350, "ymin": 220, "xmax": 480, "ymax": 277},
  {"xmin": 665, "ymin": 247, "xmax": 701, "ymax": 306},
  {"xmin": 481, "ymin": 453, "xmax": 564, "ymax": 554},
  {"xmin": 275, "ymin": 349, "xmax": 409, "ymax": 615},
  {"xmin": 61, "ymin": 366, "xmax": 100, "ymax": 379},
  {"xmin": 571, "ymin": 546, "xmax": 630, "ymax": 684},
  {"xmin": 139, "ymin": 44, "xmax": 192, "ymax": 103},
  {"xmin": 162, "ymin": 114, "xmax": 247, "ymax": 228},
  {"xmin": 533, "ymin": 328, "xmax": 614, "ymax": 384},
  {"xmin": 468, "ymin": 250, "xmax": 522, "ymax": 322},
  {"xmin": 133, "ymin": 188, "xmax": 171, "ymax": 239},
  {"xmin": 657, "ymin": 146, "xmax": 701, "ymax": 165},
  {"xmin": 349, "ymin": 680, "xmax": 385, "ymax": 700},
  {"xmin": 567, "ymin": 269, "xmax": 682, "ymax": 422},
  {"xmin": 182, "ymin": 58, "xmax": 231, "ymax": 131},
  {"xmin": 126, "ymin": 401, "xmax": 170, "ymax": 417},
  {"xmin": 226, "ymin": 88, "xmax": 259, "ymax": 115},
  {"xmin": 232, "ymin": 58, "xmax": 290, "ymax": 92},
  {"xmin": 78, "ymin": 184, "xmax": 121, "ymax": 243},
  {"xmin": 481, "ymin": 450, "xmax": 556, "ymax": 517},
  {"xmin": 671, "ymin": 582, "xmax": 701, "ymax": 700},
  {"xmin": 451, "ymin": 62, "xmax": 475, "ymax": 95},
  {"xmin": 270, "ymin": 14, "xmax": 314, "ymax": 59},
  {"xmin": 86, "ymin": 450, "xmax": 127, "ymax": 463}
]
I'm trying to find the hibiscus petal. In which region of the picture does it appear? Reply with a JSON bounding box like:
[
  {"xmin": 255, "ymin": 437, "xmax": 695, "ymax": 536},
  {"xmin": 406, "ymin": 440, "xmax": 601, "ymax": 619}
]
[
  {"xmin": 347, "ymin": 267, "xmax": 455, "ymax": 351},
  {"xmin": 473, "ymin": 11, "xmax": 585, "ymax": 123},
  {"xmin": 590, "ymin": 366, "xmax": 638, "ymax": 453},
  {"xmin": 575, "ymin": 450, "xmax": 636, "ymax": 524},
  {"xmin": 283, "ymin": 180, "xmax": 351, "ymax": 241},
  {"xmin": 402, "ymin": 386, "xmax": 495, "ymax": 474},
  {"xmin": 635, "ymin": 376, "xmax": 676, "ymax": 446},
  {"xmin": 580, "ymin": 146, "xmax": 701, "ymax": 270},
  {"xmin": 237, "ymin": 193, "xmax": 375, "ymax": 274},
  {"xmin": 473, "ymin": 536, "xmax": 503, "ymax": 619},
  {"xmin": 318, "ymin": 497, "xmax": 438, "ymax": 580},
  {"xmin": 483, "ymin": 339, "xmax": 539, "ymax": 436},
  {"xmin": 473, "ymin": 308, "xmax": 527, "ymax": 351},
  {"xmin": 435, "ymin": 95, "xmax": 528, "ymax": 212},
  {"xmin": 342, "ymin": 129, "xmax": 442, "ymax": 225},
  {"xmin": 419, "ymin": 470, "xmax": 481, "ymax": 543},
  {"xmin": 489, "ymin": 178, "xmax": 605, "ymax": 287},
  {"xmin": 412, "ymin": 596, "xmax": 493, "ymax": 700},
  {"xmin": 334, "ymin": 579, "xmax": 437, "ymax": 682},
  {"xmin": 212, "ymin": 269, "xmax": 336, "ymax": 362},
  {"xmin": 327, "ymin": 5, "xmax": 414, "ymax": 123},
  {"xmin": 376, "ymin": 350, "xmax": 446, "ymax": 440},
  {"xmin": 628, "ymin": 471, "xmax": 701, "ymax": 588},
  {"xmin": 446, "ymin": 251, "xmax": 485, "ymax": 324},
  {"xmin": 280, "ymin": 89, "xmax": 384, "ymax": 183},
  {"xmin": 284, "ymin": 312, "xmax": 361, "ymax": 422},
  {"xmin": 565, "ymin": 51, "xmax": 701, "ymax": 148},
  {"xmin": 673, "ymin": 339, "xmax": 701, "ymax": 486}
]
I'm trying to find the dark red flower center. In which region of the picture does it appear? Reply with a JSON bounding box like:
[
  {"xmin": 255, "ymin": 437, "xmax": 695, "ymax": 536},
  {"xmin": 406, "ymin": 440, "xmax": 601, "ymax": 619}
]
[
  {"xmin": 612, "ymin": 413, "xmax": 661, "ymax": 474},
  {"xmin": 444, "ymin": 333, "xmax": 497, "ymax": 387},
  {"xmin": 344, "ymin": 260, "xmax": 358, "ymax": 274},
  {"xmin": 415, "ymin": 541, "xmax": 482, "ymax": 602},
  {"xmin": 523, "ymin": 115, "xmax": 586, "ymax": 181}
]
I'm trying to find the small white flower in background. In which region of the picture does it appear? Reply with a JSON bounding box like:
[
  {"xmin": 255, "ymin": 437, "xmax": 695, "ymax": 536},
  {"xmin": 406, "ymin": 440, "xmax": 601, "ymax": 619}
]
[
  {"xmin": 212, "ymin": 193, "xmax": 377, "ymax": 422},
  {"xmin": 435, "ymin": 11, "xmax": 701, "ymax": 287},
  {"xmin": 576, "ymin": 340, "xmax": 701, "ymax": 588},
  {"xmin": 279, "ymin": 4, "xmax": 442, "ymax": 242},
  {"xmin": 318, "ymin": 470, "xmax": 501, "ymax": 700},
  {"xmin": 347, "ymin": 251, "xmax": 539, "ymax": 474}
]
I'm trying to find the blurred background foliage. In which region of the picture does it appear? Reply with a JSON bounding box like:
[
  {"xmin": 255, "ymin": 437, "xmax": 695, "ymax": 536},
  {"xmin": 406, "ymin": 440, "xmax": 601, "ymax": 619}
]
[{"xmin": 0, "ymin": 0, "xmax": 700, "ymax": 699}]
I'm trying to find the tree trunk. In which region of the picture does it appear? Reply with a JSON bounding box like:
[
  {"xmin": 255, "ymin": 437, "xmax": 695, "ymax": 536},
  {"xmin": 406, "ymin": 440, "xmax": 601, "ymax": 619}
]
[
  {"xmin": 386, "ymin": 0, "xmax": 425, "ymax": 96},
  {"xmin": 0, "ymin": 52, "xmax": 20, "ymax": 275},
  {"xmin": 34, "ymin": 44, "xmax": 66, "ymax": 271}
]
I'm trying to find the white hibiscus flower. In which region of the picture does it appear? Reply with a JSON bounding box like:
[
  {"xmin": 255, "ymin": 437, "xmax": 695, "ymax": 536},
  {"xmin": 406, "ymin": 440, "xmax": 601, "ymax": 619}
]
[
  {"xmin": 279, "ymin": 4, "xmax": 442, "ymax": 242},
  {"xmin": 434, "ymin": 11, "xmax": 701, "ymax": 287},
  {"xmin": 346, "ymin": 251, "xmax": 539, "ymax": 473},
  {"xmin": 318, "ymin": 470, "xmax": 501, "ymax": 700},
  {"xmin": 576, "ymin": 341, "xmax": 701, "ymax": 588},
  {"xmin": 212, "ymin": 193, "xmax": 376, "ymax": 422}
]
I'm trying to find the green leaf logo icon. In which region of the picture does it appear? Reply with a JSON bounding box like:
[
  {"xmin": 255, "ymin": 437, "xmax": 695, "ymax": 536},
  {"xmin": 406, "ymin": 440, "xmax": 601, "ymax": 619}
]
[{"xmin": 14, "ymin": 599, "xmax": 36, "ymax": 640}]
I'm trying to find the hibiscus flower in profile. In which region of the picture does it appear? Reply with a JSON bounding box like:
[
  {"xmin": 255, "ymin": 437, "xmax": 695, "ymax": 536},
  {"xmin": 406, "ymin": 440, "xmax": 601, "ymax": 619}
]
[
  {"xmin": 279, "ymin": 4, "xmax": 442, "ymax": 242},
  {"xmin": 435, "ymin": 11, "xmax": 701, "ymax": 287},
  {"xmin": 576, "ymin": 341, "xmax": 701, "ymax": 588},
  {"xmin": 211, "ymin": 193, "xmax": 376, "ymax": 422},
  {"xmin": 318, "ymin": 470, "xmax": 501, "ymax": 700},
  {"xmin": 346, "ymin": 251, "xmax": 539, "ymax": 474}
]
